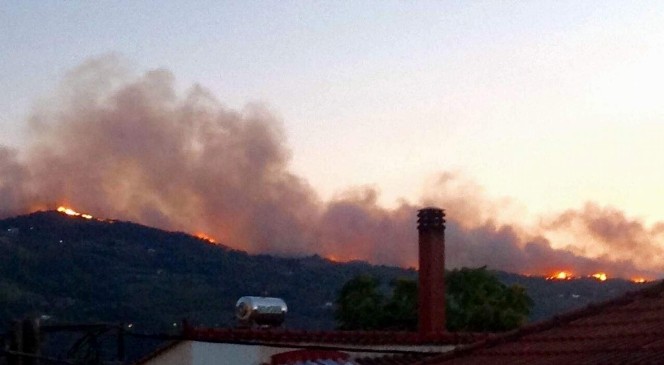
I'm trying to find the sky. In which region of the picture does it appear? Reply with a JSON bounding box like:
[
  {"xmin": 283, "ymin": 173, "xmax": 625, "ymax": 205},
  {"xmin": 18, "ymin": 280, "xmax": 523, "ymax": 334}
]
[{"xmin": 1, "ymin": 1, "xmax": 664, "ymax": 277}]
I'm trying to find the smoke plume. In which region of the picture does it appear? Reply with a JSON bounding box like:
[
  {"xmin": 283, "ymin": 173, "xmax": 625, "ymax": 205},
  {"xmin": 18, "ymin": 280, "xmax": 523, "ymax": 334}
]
[{"xmin": 1, "ymin": 56, "xmax": 661, "ymax": 279}]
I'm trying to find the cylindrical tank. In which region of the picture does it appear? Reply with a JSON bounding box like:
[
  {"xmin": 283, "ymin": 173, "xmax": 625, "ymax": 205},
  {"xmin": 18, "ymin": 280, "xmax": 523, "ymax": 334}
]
[{"xmin": 235, "ymin": 296, "xmax": 287, "ymax": 327}]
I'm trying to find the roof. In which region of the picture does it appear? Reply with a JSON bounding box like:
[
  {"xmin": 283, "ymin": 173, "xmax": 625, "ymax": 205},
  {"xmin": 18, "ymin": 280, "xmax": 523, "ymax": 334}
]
[
  {"xmin": 269, "ymin": 348, "xmax": 440, "ymax": 365},
  {"xmin": 183, "ymin": 326, "xmax": 488, "ymax": 347},
  {"xmin": 133, "ymin": 327, "xmax": 488, "ymax": 365},
  {"xmin": 419, "ymin": 280, "xmax": 664, "ymax": 365},
  {"xmin": 134, "ymin": 340, "xmax": 441, "ymax": 365}
]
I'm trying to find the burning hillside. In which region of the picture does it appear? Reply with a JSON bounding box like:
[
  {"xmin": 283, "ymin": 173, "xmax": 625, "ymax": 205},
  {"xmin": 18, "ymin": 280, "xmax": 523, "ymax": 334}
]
[
  {"xmin": 30, "ymin": 206, "xmax": 655, "ymax": 285},
  {"xmin": 545, "ymin": 271, "xmax": 612, "ymax": 282},
  {"xmin": 0, "ymin": 55, "xmax": 662, "ymax": 280},
  {"xmin": 57, "ymin": 206, "xmax": 94, "ymax": 220}
]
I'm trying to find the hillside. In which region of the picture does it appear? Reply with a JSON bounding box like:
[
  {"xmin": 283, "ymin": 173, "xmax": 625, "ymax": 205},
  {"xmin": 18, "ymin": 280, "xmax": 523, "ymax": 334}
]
[
  {"xmin": 0, "ymin": 210, "xmax": 647, "ymax": 332},
  {"xmin": 0, "ymin": 210, "xmax": 416, "ymax": 331}
]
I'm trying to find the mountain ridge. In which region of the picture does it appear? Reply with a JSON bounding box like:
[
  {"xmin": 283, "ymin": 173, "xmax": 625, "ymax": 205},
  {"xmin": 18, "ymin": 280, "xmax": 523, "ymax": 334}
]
[{"xmin": 0, "ymin": 210, "xmax": 645, "ymax": 332}]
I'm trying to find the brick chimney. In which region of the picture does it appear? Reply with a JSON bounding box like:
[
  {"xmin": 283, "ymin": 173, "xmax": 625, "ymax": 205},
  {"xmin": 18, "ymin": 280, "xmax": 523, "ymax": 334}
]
[{"xmin": 417, "ymin": 207, "xmax": 446, "ymax": 334}]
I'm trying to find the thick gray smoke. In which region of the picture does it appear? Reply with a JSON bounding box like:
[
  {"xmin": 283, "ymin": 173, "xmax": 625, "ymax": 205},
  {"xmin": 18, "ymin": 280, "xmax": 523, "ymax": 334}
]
[
  {"xmin": 0, "ymin": 56, "xmax": 660, "ymax": 279},
  {"xmin": 541, "ymin": 203, "xmax": 664, "ymax": 274},
  {"xmin": 21, "ymin": 56, "xmax": 322, "ymax": 256}
]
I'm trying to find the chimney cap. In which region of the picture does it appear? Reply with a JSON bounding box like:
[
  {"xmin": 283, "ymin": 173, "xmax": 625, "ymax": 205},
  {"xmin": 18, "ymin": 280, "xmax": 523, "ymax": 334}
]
[
  {"xmin": 419, "ymin": 206, "xmax": 443, "ymax": 212},
  {"xmin": 417, "ymin": 207, "xmax": 445, "ymax": 231}
]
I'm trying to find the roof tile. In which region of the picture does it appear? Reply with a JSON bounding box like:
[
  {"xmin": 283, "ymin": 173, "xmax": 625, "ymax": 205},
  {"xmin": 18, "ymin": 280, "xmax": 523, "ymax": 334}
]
[{"xmin": 421, "ymin": 281, "xmax": 664, "ymax": 365}]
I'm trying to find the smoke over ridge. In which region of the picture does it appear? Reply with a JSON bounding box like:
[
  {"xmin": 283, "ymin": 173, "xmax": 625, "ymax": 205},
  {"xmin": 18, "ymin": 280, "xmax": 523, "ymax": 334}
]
[{"xmin": 1, "ymin": 56, "xmax": 661, "ymax": 279}]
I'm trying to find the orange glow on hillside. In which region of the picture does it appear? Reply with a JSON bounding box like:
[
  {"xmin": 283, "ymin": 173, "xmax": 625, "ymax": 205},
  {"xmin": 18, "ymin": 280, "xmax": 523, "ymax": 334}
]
[
  {"xmin": 547, "ymin": 271, "xmax": 573, "ymax": 280},
  {"xmin": 326, "ymin": 255, "xmax": 340, "ymax": 263},
  {"xmin": 195, "ymin": 232, "xmax": 216, "ymax": 243},
  {"xmin": 632, "ymin": 277, "xmax": 647, "ymax": 283},
  {"xmin": 591, "ymin": 272, "xmax": 607, "ymax": 281},
  {"xmin": 324, "ymin": 254, "xmax": 361, "ymax": 263},
  {"xmin": 57, "ymin": 206, "xmax": 93, "ymax": 219}
]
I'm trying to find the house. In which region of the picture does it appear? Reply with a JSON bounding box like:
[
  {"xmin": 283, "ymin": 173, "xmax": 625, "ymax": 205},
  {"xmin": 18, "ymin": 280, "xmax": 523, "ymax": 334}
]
[
  {"xmin": 419, "ymin": 280, "xmax": 664, "ymax": 364},
  {"xmin": 135, "ymin": 328, "xmax": 488, "ymax": 365}
]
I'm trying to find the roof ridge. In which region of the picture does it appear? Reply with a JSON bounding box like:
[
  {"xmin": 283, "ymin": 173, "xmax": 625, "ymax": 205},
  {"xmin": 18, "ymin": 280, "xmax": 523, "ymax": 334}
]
[{"xmin": 184, "ymin": 325, "xmax": 490, "ymax": 345}]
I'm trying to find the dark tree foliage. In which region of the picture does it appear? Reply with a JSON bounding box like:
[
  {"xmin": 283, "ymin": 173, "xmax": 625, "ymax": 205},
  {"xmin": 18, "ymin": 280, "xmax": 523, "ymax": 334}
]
[
  {"xmin": 335, "ymin": 267, "xmax": 534, "ymax": 332},
  {"xmin": 335, "ymin": 275, "xmax": 385, "ymax": 330},
  {"xmin": 382, "ymin": 279, "xmax": 417, "ymax": 330},
  {"xmin": 446, "ymin": 267, "xmax": 533, "ymax": 332}
]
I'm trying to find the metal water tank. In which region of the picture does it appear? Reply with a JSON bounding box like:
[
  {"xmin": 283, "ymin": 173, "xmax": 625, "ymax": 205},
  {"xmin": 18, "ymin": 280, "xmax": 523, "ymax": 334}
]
[{"xmin": 235, "ymin": 296, "xmax": 287, "ymax": 327}]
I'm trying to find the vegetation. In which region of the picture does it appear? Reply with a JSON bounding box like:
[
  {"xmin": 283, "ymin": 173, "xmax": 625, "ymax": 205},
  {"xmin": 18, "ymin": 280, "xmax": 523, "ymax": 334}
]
[
  {"xmin": 336, "ymin": 268, "xmax": 534, "ymax": 332},
  {"xmin": 446, "ymin": 267, "xmax": 533, "ymax": 331}
]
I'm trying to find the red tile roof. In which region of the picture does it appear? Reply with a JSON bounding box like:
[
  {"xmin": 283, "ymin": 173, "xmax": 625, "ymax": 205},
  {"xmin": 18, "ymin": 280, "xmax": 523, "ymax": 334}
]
[{"xmin": 418, "ymin": 281, "xmax": 664, "ymax": 365}]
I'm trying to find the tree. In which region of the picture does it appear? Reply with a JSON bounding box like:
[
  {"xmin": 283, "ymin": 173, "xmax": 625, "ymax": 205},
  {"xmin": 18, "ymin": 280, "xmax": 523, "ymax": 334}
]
[
  {"xmin": 445, "ymin": 267, "xmax": 533, "ymax": 332},
  {"xmin": 334, "ymin": 267, "xmax": 533, "ymax": 332},
  {"xmin": 382, "ymin": 279, "xmax": 417, "ymax": 330},
  {"xmin": 335, "ymin": 275, "xmax": 385, "ymax": 330}
]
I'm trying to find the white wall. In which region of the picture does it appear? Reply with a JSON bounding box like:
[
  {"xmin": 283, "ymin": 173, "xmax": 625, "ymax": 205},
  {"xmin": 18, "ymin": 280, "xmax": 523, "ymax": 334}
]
[
  {"xmin": 193, "ymin": 342, "xmax": 300, "ymax": 365},
  {"xmin": 142, "ymin": 342, "xmax": 193, "ymax": 365}
]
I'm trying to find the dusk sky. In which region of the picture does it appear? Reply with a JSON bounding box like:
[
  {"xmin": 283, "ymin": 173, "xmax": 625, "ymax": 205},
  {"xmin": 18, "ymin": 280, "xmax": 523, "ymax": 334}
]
[{"xmin": 2, "ymin": 2, "xmax": 663, "ymax": 277}]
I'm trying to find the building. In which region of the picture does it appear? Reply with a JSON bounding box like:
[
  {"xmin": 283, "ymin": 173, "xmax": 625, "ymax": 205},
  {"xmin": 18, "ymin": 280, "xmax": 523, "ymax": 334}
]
[
  {"xmin": 135, "ymin": 329, "xmax": 487, "ymax": 365},
  {"xmin": 420, "ymin": 280, "xmax": 664, "ymax": 364}
]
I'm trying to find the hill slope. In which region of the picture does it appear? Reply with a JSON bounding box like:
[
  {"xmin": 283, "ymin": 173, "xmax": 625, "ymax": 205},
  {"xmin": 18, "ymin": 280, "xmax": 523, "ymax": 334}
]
[
  {"xmin": 0, "ymin": 210, "xmax": 415, "ymax": 330},
  {"xmin": 0, "ymin": 210, "xmax": 645, "ymax": 332}
]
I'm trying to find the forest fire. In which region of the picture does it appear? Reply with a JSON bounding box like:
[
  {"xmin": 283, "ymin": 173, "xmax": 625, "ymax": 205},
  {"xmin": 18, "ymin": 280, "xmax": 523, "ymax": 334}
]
[
  {"xmin": 547, "ymin": 271, "xmax": 573, "ymax": 280},
  {"xmin": 591, "ymin": 272, "xmax": 607, "ymax": 281},
  {"xmin": 632, "ymin": 277, "xmax": 647, "ymax": 283},
  {"xmin": 57, "ymin": 205, "xmax": 222, "ymax": 246},
  {"xmin": 57, "ymin": 206, "xmax": 93, "ymax": 219},
  {"xmin": 325, "ymin": 255, "xmax": 340, "ymax": 263},
  {"xmin": 324, "ymin": 254, "xmax": 361, "ymax": 263},
  {"xmin": 195, "ymin": 233, "xmax": 216, "ymax": 244},
  {"xmin": 547, "ymin": 271, "xmax": 611, "ymax": 282}
]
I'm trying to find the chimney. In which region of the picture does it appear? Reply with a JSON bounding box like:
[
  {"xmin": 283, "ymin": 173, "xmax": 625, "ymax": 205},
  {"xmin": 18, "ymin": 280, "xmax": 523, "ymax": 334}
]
[{"xmin": 417, "ymin": 207, "xmax": 446, "ymax": 335}]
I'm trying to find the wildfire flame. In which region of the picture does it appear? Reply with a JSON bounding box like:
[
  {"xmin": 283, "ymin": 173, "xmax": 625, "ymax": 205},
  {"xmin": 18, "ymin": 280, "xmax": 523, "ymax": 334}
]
[
  {"xmin": 195, "ymin": 233, "xmax": 216, "ymax": 244},
  {"xmin": 547, "ymin": 271, "xmax": 573, "ymax": 280},
  {"xmin": 326, "ymin": 255, "xmax": 340, "ymax": 263},
  {"xmin": 324, "ymin": 254, "xmax": 362, "ymax": 263},
  {"xmin": 57, "ymin": 206, "xmax": 93, "ymax": 220},
  {"xmin": 591, "ymin": 272, "xmax": 607, "ymax": 281},
  {"xmin": 632, "ymin": 277, "xmax": 647, "ymax": 283},
  {"xmin": 547, "ymin": 271, "xmax": 613, "ymax": 282}
]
